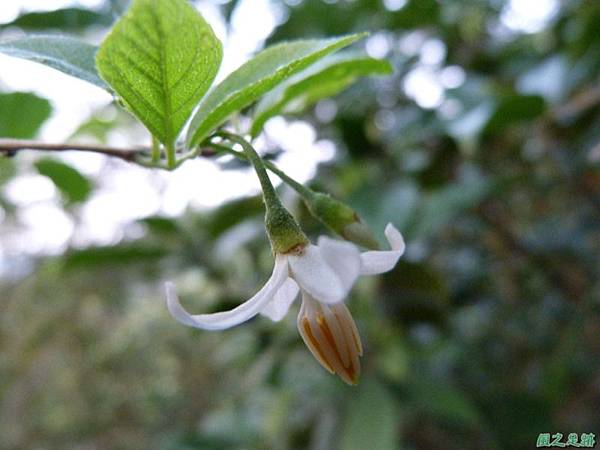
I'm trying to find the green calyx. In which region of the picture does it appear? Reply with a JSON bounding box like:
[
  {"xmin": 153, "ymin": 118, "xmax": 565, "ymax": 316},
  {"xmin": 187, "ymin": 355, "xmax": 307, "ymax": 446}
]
[
  {"xmin": 265, "ymin": 204, "xmax": 309, "ymax": 254},
  {"xmin": 260, "ymin": 159, "xmax": 378, "ymax": 249},
  {"xmin": 307, "ymin": 192, "xmax": 380, "ymax": 250}
]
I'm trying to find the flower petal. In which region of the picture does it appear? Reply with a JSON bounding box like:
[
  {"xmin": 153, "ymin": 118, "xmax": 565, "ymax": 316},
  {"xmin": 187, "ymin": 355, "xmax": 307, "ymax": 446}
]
[
  {"xmin": 317, "ymin": 236, "xmax": 361, "ymax": 295},
  {"xmin": 165, "ymin": 254, "xmax": 288, "ymax": 330},
  {"xmin": 359, "ymin": 223, "xmax": 405, "ymax": 275},
  {"xmin": 260, "ymin": 277, "xmax": 299, "ymax": 322},
  {"xmin": 288, "ymin": 245, "xmax": 345, "ymax": 303}
]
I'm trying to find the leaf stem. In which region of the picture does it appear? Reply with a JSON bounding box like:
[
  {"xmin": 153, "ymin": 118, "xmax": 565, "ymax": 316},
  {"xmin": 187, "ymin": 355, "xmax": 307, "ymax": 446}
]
[
  {"xmin": 207, "ymin": 141, "xmax": 315, "ymax": 200},
  {"xmin": 151, "ymin": 136, "xmax": 160, "ymax": 163},
  {"xmin": 166, "ymin": 142, "xmax": 176, "ymax": 169},
  {"xmin": 264, "ymin": 160, "xmax": 316, "ymax": 200}
]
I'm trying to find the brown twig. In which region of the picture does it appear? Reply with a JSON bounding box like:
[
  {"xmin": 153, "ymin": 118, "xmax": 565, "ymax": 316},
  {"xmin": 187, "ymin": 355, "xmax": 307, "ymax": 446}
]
[{"xmin": 0, "ymin": 139, "xmax": 149, "ymax": 163}]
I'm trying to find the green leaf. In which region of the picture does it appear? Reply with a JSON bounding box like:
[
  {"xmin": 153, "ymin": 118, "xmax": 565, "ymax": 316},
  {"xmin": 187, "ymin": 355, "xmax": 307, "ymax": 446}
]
[
  {"xmin": 0, "ymin": 35, "xmax": 108, "ymax": 90},
  {"xmin": 0, "ymin": 92, "xmax": 51, "ymax": 138},
  {"xmin": 187, "ymin": 33, "xmax": 367, "ymax": 146},
  {"xmin": 35, "ymin": 158, "xmax": 93, "ymax": 204},
  {"xmin": 203, "ymin": 195, "xmax": 264, "ymax": 238},
  {"xmin": 391, "ymin": 0, "xmax": 440, "ymax": 28},
  {"xmin": 1, "ymin": 8, "xmax": 112, "ymax": 31},
  {"xmin": 139, "ymin": 216, "xmax": 180, "ymax": 236},
  {"xmin": 483, "ymin": 94, "xmax": 546, "ymax": 134},
  {"xmin": 341, "ymin": 378, "xmax": 400, "ymax": 450},
  {"xmin": 62, "ymin": 244, "xmax": 168, "ymax": 270},
  {"xmin": 96, "ymin": 0, "xmax": 222, "ymax": 147},
  {"xmin": 250, "ymin": 53, "xmax": 392, "ymax": 137}
]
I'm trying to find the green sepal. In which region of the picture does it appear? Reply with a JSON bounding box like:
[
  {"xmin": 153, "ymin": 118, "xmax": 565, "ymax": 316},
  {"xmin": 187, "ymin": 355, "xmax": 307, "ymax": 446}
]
[{"xmin": 265, "ymin": 205, "xmax": 309, "ymax": 254}]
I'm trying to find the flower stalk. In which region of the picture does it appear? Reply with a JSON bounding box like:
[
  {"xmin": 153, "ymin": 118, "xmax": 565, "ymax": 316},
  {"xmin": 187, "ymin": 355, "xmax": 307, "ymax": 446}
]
[
  {"xmin": 206, "ymin": 139, "xmax": 379, "ymax": 249},
  {"xmin": 215, "ymin": 132, "xmax": 308, "ymax": 254}
]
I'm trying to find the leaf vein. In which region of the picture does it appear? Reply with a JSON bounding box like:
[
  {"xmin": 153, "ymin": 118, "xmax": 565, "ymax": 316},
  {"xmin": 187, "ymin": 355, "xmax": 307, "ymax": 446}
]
[
  {"xmin": 148, "ymin": 0, "xmax": 172, "ymax": 143},
  {"xmin": 101, "ymin": 57, "xmax": 166, "ymax": 127},
  {"xmin": 113, "ymin": 48, "xmax": 163, "ymax": 89},
  {"xmin": 127, "ymin": 14, "xmax": 160, "ymax": 49},
  {"xmin": 170, "ymin": 27, "xmax": 213, "ymax": 117},
  {"xmin": 120, "ymin": 33, "xmax": 161, "ymax": 67}
]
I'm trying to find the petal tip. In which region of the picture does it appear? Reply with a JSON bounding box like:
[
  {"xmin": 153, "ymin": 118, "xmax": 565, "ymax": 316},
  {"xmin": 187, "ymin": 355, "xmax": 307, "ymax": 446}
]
[
  {"xmin": 165, "ymin": 281, "xmax": 180, "ymax": 307},
  {"xmin": 384, "ymin": 223, "xmax": 405, "ymax": 254},
  {"xmin": 164, "ymin": 281, "xmax": 192, "ymax": 326},
  {"xmin": 164, "ymin": 281, "xmax": 176, "ymax": 302}
]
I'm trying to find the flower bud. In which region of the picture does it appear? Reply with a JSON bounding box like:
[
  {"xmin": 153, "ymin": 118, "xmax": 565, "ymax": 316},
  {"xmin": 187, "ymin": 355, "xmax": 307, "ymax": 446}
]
[
  {"xmin": 297, "ymin": 293, "xmax": 363, "ymax": 385},
  {"xmin": 305, "ymin": 193, "xmax": 379, "ymax": 250}
]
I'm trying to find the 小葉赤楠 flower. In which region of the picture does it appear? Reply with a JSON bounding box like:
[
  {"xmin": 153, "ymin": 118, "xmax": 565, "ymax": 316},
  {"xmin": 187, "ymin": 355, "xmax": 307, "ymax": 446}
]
[
  {"xmin": 165, "ymin": 223, "xmax": 404, "ymax": 385},
  {"xmin": 166, "ymin": 132, "xmax": 405, "ymax": 384}
]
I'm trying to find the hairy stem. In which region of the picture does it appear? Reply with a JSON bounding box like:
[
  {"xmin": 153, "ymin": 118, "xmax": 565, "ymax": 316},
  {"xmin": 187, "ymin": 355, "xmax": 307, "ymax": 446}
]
[
  {"xmin": 212, "ymin": 132, "xmax": 308, "ymax": 253},
  {"xmin": 214, "ymin": 131, "xmax": 281, "ymax": 210},
  {"xmin": 206, "ymin": 142, "xmax": 316, "ymax": 201}
]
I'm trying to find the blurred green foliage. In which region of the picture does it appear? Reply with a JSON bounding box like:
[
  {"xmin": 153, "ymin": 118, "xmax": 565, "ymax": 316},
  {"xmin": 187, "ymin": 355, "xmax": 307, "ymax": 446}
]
[
  {"xmin": 0, "ymin": 91, "xmax": 51, "ymax": 138},
  {"xmin": 1, "ymin": 1, "xmax": 599, "ymax": 449},
  {"xmin": 0, "ymin": 7, "xmax": 113, "ymax": 31},
  {"xmin": 35, "ymin": 158, "xmax": 93, "ymax": 205}
]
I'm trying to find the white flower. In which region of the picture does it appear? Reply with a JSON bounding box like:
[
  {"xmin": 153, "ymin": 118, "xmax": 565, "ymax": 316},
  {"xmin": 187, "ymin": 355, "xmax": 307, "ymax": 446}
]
[{"xmin": 165, "ymin": 223, "xmax": 405, "ymax": 384}]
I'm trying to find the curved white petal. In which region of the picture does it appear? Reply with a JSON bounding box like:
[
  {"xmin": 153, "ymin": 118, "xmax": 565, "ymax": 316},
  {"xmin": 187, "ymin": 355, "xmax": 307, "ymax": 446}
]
[
  {"xmin": 360, "ymin": 223, "xmax": 405, "ymax": 275},
  {"xmin": 288, "ymin": 245, "xmax": 346, "ymax": 304},
  {"xmin": 317, "ymin": 236, "xmax": 361, "ymax": 295},
  {"xmin": 165, "ymin": 255, "xmax": 288, "ymax": 330},
  {"xmin": 260, "ymin": 277, "xmax": 299, "ymax": 322}
]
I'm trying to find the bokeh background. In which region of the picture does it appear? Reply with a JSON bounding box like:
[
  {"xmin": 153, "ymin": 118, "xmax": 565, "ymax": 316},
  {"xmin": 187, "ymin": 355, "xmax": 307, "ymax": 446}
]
[{"xmin": 1, "ymin": 1, "xmax": 599, "ymax": 449}]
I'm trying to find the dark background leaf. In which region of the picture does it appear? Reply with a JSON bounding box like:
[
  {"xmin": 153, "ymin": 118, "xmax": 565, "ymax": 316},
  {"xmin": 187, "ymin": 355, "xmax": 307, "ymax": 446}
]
[
  {"xmin": 34, "ymin": 158, "xmax": 93, "ymax": 204},
  {"xmin": 1, "ymin": 8, "xmax": 113, "ymax": 31}
]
